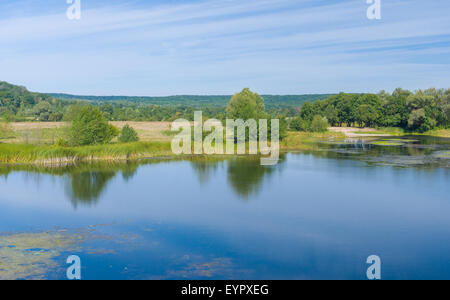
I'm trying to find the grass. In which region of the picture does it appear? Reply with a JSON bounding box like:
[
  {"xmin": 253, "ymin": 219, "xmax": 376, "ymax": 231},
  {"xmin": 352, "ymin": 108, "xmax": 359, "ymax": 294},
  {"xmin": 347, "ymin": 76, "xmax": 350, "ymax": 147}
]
[
  {"xmin": 161, "ymin": 128, "xmax": 182, "ymax": 136},
  {"xmin": 0, "ymin": 130, "xmax": 345, "ymax": 165},
  {"xmin": 362, "ymin": 127, "xmax": 450, "ymax": 138},
  {"xmin": 281, "ymin": 131, "xmax": 346, "ymax": 150},
  {"xmin": 4, "ymin": 122, "xmax": 173, "ymax": 144},
  {"xmin": 422, "ymin": 128, "xmax": 450, "ymax": 138},
  {"xmin": 0, "ymin": 141, "xmax": 173, "ymax": 164},
  {"xmin": 352, "ymin": 127, "xmax": 406, "ymax": 136},
  {"xmin": 1, "ymin": 122, "xmax": 447, "ymax": 165}
]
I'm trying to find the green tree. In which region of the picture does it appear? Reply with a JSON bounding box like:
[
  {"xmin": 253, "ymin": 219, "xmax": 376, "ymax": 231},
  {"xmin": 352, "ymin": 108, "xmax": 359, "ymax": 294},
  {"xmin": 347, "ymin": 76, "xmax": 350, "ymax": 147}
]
[
  {"xmin": 226, "ymin": 88, "xmax": 287, "ymax": 140},
  {"xmin": 69, "ymin": 106, "xmax": 118, "ymax": 146},
  {"xmin": 408, "ymin": 109, "xmax": 436, "ymax": 133},
  {"xmin": 310, "ymin": 115, "xmax": 329, "ymax": 132},
  {"xmin": 324, "ymin": 105, "xmax": 338, "ymax": 126},
  {"xmin": 119, "ymin": 124, "xmax": 139, "ymax": 143},
  {"xmin": 299, "ymin": 102, "xmax": 315, "ymax": 122},
  {"xmin": 290, "ymin": 116, "xmax": 310, "ymax": 131},
  {"xmin": 226, "ymin": 88, "xmax": 265, "ymax": 120}
]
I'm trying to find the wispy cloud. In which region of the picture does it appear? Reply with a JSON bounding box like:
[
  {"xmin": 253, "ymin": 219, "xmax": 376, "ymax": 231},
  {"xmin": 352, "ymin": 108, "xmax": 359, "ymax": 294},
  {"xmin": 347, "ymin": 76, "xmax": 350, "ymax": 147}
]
[{"xmin": 1, "ymin": 0, "xmax": 449, "ymax": 95}]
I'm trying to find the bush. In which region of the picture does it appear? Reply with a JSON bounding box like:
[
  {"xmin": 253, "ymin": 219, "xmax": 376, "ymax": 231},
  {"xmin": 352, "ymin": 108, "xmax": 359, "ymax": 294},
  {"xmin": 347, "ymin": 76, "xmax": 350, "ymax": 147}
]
[
  {"xmin": 68, "ymin": 106, "xmax": 118, "ymax": 146},
  {"xmin": 310, "ymin": 115, "xmax": 329, "ymax": 132},
  {"xmin": 290, "ymin": 117, "xmax": 310, "ymax": 131},
  {"xmin": 119, "ymin": 124, "xmax": 139, "ymax": 143}
]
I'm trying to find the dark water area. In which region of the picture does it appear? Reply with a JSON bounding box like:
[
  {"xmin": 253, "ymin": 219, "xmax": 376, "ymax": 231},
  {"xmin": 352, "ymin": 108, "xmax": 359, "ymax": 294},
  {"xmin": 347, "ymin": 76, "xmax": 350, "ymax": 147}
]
[{"xmin": 0, "ymin": 136, "xmax": 449, "ymax": 279}]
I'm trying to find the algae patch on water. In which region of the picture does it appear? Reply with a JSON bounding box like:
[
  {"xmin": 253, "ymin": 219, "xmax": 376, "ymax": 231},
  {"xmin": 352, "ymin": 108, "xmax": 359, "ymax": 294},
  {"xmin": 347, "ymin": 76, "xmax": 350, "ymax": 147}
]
[
  {"xmin": 0, "ymin": 226, "xmax": 138, "ymax": 280},
  {"xmin": 167, "ymin": 257, "xmax": 241, "ymax": 279},
  {"xmin": 370, "ymin": 140, "xmax": 405, "ymax": 146},
  {"xmin": 370, "ymin": 138, "xmax": 421, "ymax": 147},
  {"xmin": 0, "ymin": 231, "xmax": 83, "ymax": 280}
]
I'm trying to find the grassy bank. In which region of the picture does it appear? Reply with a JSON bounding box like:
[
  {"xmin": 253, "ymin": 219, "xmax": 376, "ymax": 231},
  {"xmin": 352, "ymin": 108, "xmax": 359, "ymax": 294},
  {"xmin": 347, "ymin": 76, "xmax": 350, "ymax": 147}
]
[
  {"xmin": 421, "ymin": 129, "xmax": 450, "ymax": 138},
  {"xmin": 332, "ymin": 127, "xmax": 450, "ymax": 138},
  {"xmin": 281, "ymin": 131, "xmax": 346, "ymax": 151},
  {"xmin": 0, "ymin": 141, "xmax": 173, "ymax": 164},
  {"xmin": 1, "ymin": 127, "xmax": 448, "ymax": 165},
  {"xmin": 0, "ymin": 131, "xmax": 342, "ymax": 164}
]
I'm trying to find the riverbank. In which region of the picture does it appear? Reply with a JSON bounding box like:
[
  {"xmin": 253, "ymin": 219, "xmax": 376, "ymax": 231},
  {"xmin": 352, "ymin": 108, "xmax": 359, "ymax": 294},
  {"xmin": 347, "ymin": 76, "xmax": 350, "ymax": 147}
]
[
  {"xmin": 329, "ymin": 127, "xmax": 450, "ymax": 138},
  {"xmin": 0, "ymin": 142, "xmax": 174, "ymax": 165},
  {"xmin": 1, "ymin": 126, "xmax": 449, "ymax": 165},
  {"xmin": 0, "ymin": 131, "xmax": 342, "ymax": 165}
]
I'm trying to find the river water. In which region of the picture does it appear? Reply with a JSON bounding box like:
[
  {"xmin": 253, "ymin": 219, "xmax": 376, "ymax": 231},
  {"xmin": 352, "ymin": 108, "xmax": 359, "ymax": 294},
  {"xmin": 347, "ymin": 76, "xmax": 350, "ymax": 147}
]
[{"xmin": 0, "ymin": 136, "xmax": 449, "ymax": 279}]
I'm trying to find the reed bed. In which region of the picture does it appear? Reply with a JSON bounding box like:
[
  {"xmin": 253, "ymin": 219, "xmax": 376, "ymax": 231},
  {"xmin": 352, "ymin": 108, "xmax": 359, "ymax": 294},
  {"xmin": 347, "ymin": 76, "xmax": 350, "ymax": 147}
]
[{"xmin": 0, "ymin": 142, "xmax": 173, "ymax": 165}]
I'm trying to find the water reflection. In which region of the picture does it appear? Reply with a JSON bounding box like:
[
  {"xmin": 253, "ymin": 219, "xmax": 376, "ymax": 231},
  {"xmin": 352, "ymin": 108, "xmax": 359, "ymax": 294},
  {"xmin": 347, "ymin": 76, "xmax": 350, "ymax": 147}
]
[
  {"xmin": 190, "ymin": 155, "xmax": 286, "ymax": 199},
  {"xmin": 0, "ymin": 135, "xmax": 448, "ymax": 207},
  {"xmin": 65, "ymin": 171, "xmax": 116, "ymax": 207},
  {"xmin": 63, "ymin": 162, "xmax": 140, "ymax": 207},
  {"xmin": 227, "ymin": 155, "xmax": 286, "ymax": 199},
  {"xmin": 0, "ymin": 155, "xmax": 289, "ymax": 206},
  {"xmin": 0, "ymin": 162, "xmax": 139, "ymax": 208}
]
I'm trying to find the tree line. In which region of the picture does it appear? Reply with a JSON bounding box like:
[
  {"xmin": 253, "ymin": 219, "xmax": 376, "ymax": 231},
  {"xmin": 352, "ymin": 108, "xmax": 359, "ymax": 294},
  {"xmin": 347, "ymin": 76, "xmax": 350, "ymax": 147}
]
[
  {"xmin": 1, "ymin": 81, "xmax": 449, "ymax": 134},
  {"xmin": 0, "ymin": 81, "xmax": 317, "ymax": 122},
  {"xmin": 291, "ymin": 88, "xmax": 449, "ymax": 133}
]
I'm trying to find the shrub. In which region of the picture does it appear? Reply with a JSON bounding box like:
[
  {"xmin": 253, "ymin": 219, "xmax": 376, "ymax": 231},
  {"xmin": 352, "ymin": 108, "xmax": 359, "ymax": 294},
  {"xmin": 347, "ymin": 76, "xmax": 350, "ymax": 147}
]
[
  {"xmin": 290, "ymin": 117, "xmax": 310, "ymax": 132},
  {"xmin": 310, "ymin": 115, "xmax": 329, "ymax": 132},
  {"xmin": 68, "ymin": 106, "xmax": 118, "ymax": 146},
  {"xmin": 119, "ymin": 124, "xmax": 139, "ymax": 143}
]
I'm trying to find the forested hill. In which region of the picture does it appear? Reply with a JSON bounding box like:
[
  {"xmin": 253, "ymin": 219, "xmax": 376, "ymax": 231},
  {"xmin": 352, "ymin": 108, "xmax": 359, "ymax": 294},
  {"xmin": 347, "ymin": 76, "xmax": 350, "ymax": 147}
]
[
  {"xmin": 0, "ymin": 81, "xmax": 331, "ymax": 121},
  {"xmin": 0, "ymin": 81, "xmax": 56, "ymax": 114},
  {"xmin": 49, "ymin": 93, "xmax": 333, "ymax": 109}
]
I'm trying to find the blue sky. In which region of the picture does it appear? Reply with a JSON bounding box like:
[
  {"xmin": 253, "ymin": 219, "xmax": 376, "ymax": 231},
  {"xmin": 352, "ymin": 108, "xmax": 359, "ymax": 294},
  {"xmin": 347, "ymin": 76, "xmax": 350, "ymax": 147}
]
[{"xmin": 0, "ymin": 0, "xmax": 449, "ymax": 96}]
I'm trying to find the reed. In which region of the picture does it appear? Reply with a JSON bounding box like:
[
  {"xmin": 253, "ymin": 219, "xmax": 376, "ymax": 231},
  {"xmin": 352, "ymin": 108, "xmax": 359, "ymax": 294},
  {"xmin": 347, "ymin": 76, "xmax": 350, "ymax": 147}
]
[{"xmin": 0, "ymin": 141, "xmax": 173, "ymax": 164}]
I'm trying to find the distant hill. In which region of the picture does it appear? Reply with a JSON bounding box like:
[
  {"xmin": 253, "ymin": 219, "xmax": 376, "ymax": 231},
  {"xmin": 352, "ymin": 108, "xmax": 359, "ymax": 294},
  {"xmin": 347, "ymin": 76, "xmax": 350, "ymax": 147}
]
[
  {"xmin": 0, "ymin": 81, "xmax": 54, "ymax": 114},
  {"xmin": 0, "ymin": 81, "xmax": 333, "ymax": 121},
  {"xmin": 49, "ymin": 93, "xmax": 333, "ymax": 109}
]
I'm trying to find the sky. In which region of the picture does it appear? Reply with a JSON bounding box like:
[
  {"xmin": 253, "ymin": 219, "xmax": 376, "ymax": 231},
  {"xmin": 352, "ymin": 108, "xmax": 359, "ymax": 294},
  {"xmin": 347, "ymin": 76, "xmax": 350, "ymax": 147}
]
[{"xmin": 0, "ymin": 0, "xmax": 449, "ymax": 96}]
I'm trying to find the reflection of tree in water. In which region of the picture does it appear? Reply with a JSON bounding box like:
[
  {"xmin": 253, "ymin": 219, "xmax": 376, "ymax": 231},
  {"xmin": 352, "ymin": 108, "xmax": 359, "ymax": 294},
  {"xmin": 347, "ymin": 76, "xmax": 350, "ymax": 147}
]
[
  {"xmin": 65, "ymin": 162, "xmax": 140, "ymax": 208},
  {"xmin": 65, "ymin": 171, "xmax": 116, "ymax": 207},
  {"xmin": 190, "ymin": 160, "xmax": 224, "ymax": 184},
  {"xmin": 227, "ymin": 155, "xmax": 285, "ymax": 199},
  {"xmin": 189, "ymin": 155, "xmax": 286, "ymax": 200},
  {"xmin": 0, "ymin": 162, "xmax": 140, "ymax": 208}
]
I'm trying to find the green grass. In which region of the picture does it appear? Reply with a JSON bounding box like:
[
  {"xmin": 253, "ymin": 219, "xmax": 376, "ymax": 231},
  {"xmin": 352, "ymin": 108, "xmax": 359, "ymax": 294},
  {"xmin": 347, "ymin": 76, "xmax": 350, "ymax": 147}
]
[
  {"xmin": 161, "ymin": 129, "xmax": 182, "ymax": 137},
  {"xmin": 421, "ymin": 128, "xmax": 450, "ymax": 138},
  {"xmin": 282, "ymin": 131, "xmax": 346, "ymax": 150},
  {"xmin": 0, "ymin": 141, "xmax": 173, "ymax": 164},
  {"xmin": 350, "ymin": 127, "xmax": 406, "ymax": 136}
]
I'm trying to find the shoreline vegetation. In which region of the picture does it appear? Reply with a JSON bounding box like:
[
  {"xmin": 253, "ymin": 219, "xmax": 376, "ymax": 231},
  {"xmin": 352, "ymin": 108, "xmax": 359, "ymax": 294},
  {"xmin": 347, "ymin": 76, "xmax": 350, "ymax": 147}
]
[
  {"xmin": 0, "ymin": 127, "xmax": 448, "ymax": 165},
  {"xmin": 1, "ymin": 83, "xmax": 448, "ymax": 165}
]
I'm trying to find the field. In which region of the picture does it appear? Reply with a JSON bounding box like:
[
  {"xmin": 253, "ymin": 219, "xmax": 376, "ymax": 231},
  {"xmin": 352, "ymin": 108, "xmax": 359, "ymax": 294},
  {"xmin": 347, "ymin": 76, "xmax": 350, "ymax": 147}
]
[{"xmin": 3, "ymin": 122, "xmax": 173, "ymax": 144}]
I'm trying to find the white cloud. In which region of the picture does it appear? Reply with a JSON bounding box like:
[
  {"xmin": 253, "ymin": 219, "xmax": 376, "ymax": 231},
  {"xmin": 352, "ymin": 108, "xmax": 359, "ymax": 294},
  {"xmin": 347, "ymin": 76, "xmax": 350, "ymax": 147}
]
[{"xmin": 0, "ymin": 0, "xmax": 449, "ymax": 95}]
